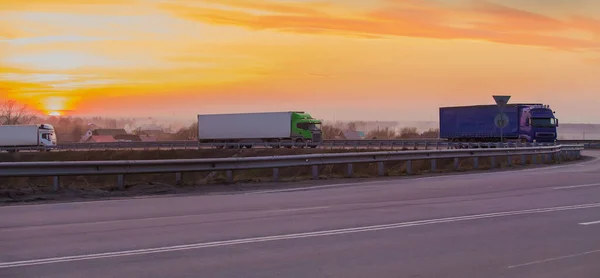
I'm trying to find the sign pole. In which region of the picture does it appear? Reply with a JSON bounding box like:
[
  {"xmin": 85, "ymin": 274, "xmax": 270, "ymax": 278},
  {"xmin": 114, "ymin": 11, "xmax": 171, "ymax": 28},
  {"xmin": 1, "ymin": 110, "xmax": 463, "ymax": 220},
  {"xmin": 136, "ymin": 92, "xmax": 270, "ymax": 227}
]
[{"xmin": 493, "ymin": 95, "xmax": 511, "ymax": 143}]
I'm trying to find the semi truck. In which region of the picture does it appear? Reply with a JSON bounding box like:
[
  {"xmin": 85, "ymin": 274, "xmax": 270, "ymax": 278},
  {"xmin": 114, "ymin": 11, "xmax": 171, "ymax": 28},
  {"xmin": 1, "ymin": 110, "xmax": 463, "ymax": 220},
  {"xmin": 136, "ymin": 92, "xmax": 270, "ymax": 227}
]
[
  {"xmin": 0, "ymin": 124, "xmax": 57, "ymax": 152},
  {"xmin": 197, "ymin": 111, "xmax": 323, "ymax": 148},
  {"xmin": 439, "ymin": 103, "xmax": 558, "ymax": 143}
]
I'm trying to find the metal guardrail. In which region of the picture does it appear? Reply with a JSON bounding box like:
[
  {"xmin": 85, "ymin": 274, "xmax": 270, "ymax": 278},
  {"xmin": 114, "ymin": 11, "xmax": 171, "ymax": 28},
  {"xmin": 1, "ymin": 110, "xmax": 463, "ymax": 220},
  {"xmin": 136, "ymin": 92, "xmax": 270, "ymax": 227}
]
[
  {"xmin": 0, "ymin": 144, "xmax": 584, "ymax": 192},
  {"xmin": 56, "ymin": 139, "xmax": 449, "ymax": 151},
  {"xmin": 0, "ymin": 140, "xmax": 561, "ymax": 152},
  {"xmin": 2, "ymin": 138, "xmax": 598, "ymax": 152}
]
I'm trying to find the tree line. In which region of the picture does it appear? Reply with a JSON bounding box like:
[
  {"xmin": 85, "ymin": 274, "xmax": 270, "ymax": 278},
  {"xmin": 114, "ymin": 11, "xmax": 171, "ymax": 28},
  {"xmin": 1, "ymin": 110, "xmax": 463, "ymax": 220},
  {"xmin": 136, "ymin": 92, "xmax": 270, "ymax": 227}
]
[
  {"xmin": 0, "ymin": 100, "xmax": 439, "ymax": 141},
  {"xmin": 322, "ymin": 124, "xmax": 439, "ymax": 140}
]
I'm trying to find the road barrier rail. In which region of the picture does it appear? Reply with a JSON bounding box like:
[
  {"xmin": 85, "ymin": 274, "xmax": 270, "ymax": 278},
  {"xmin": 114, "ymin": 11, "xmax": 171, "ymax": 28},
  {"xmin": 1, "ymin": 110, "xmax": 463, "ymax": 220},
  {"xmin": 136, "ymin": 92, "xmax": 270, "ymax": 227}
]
[
  {"xmin": 0, "ymin": 144, "xmax": 584, "ymax": 192},
  {"xmin": 0, "ymin": 140, "xmax": 565, "ymax": 152}
]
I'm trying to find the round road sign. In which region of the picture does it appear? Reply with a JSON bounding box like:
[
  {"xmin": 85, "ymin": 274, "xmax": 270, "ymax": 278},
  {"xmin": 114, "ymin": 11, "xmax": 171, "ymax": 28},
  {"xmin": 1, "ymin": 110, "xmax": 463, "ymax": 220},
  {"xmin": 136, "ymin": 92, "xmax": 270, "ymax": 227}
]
[{"xmin": 494, "ymin": 113, "xmax": 509, "ymax": 128}]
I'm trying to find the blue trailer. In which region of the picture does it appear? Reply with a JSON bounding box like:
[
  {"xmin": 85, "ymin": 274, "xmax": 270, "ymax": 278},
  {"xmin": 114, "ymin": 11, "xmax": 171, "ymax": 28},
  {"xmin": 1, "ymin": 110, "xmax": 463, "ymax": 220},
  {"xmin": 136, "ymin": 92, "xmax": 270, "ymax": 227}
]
[{"xmin": 439, "ymin": 103, "xmax": 558, "ymax": 143}]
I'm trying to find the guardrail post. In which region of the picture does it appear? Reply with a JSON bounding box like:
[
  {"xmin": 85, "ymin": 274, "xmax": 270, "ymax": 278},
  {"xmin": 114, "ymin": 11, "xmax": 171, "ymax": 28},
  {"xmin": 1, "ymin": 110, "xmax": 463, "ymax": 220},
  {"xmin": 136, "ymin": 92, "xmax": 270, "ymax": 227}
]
[
  {"xmin": 507, "ymin": 156, "xmax": 512, "ymax": 167},
  {"xmin": 226, "ymin": 170, "xmax": 234, "ymax": 183},
  {"xmin": 473, "ymin": 157, "xmax": 479, "ymax": 169},
  {"xmin": 521, "ymin": 154, "xmax": 526, "ymax": 165},
  {"xmin": 491, "ymin": 157, "xmax": 496, "ymax": 169},
  {"xmin": 453, "ymin": 158, "xmax": 459, "ymax": 170},
  {"xmin": 273, "ymin": 168, "xmax": 279, "ymax": 182},
  {"xmin": 406, "ymin": 160, "xmax": 412, "ymax": 175},
  {"xmin": 117, "ymin": 174, "xmax": 125, "ymax": 190},
  {"xmin": 431, "ymin": 159, "xmax": 437, "ymax": 173},
  {"xmin": 532, "ymin": 154, "xmax": 537, "ymax": 164},
  {"xmin": 377, "ymin": 162, "xmax": 385, "ymax": 176},
  {"xmin": 312, "ymin": 165, "xmax": 319, "ymax": 179},
  {"xmin": 52, "ymin": 176, "xmax": 60, "ymax": 192},
  {"xmin": 175, "ymin": 172, "xmax": 183, "ymax": 185},
  {"xmin": 347, "ymin": 164, "xmax": 353, "ymax": 177}
]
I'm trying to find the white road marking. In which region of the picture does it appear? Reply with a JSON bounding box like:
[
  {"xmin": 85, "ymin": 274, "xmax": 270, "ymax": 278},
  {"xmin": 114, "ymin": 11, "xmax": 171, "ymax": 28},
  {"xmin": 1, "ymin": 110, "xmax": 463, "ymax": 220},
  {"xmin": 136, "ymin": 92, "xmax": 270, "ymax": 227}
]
[
  {"xmin": 264, "ymin": 206, "xmax": 330, "ymax": 213},
  {"xmin": 553, "ymin": 183, "xmax": 600, "ymax": 190},
  {"xmin": 507, "ymin": 249, "xmax": 600, "ymax": 269},
  {"xmin": 244, "ymin": 180, "xmax": 390, "ymax": 195},
  {"xmin": 579, "ymin": 220, "xmax": 600, "ymax": 226},
  {"xmin": 2, "ymin": 202, "xmax": 600, "ymax": 269}
]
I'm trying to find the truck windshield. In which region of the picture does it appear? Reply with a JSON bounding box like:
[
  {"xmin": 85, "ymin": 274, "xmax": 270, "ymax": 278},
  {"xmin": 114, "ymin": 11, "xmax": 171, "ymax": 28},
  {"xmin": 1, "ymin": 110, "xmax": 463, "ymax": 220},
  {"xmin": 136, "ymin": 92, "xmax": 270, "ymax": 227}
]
[
  {"xmin": 297, "ymin": 123, "xmax": 321, "ymax": 131},
  {"xmin": 531, "ymin": 118, "xmax": 557, "ymax": 127}
]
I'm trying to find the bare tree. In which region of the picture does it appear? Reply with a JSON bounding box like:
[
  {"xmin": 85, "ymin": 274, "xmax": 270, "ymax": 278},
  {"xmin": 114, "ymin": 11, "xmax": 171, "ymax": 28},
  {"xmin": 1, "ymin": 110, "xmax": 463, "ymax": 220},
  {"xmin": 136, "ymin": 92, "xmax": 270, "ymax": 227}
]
[
  {"xmin": 0, "ymin": 100, "xmax": 37, "ymax": 125},
  {"xmin": 398, "ymin": 127, "xmax": 420, "ymax": 139},
  {"xmin": 420, "ymin": 128, "xmax": 440, "ymax": 139},
  {"xmin": 173, "ymin": 123, "xmax": 198, "ymax": 140},
  {"xmin": 322, "ymin": 124, "xmax": 342, "ymax": 139},
  {"xmin": 367, "ymin": 127, "xmax": 397, "ymax": 139}
]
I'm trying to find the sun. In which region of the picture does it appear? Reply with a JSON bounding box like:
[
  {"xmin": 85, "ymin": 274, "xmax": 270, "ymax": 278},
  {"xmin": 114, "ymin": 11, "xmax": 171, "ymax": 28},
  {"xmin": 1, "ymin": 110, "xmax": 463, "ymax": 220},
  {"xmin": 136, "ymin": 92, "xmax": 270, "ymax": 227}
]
[{"xmin": 48, "ymin": 111, "xmax": 61, "ymax": 116}]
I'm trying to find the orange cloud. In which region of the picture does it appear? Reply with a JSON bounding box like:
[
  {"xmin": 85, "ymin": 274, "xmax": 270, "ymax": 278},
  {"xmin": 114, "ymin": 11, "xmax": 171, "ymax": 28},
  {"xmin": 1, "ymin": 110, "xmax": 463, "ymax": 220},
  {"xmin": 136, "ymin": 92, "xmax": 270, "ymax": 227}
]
[
  {"xmin": 569, "ymin": 16, "xmax": 600, "ymax": 35},
  {"xmin": 468, "ymin": 1, "xmax": 566, "ymax": 32},
  {"xmin": 0, "ymin": 0, "xmax": 137, "ymax": 11},
  {"xmin": 184, "ymin": 0, "xmax": 330, "ymax": 16},
  {"xmin": 162, "ymin": 0, "xmax": 600, "ymax": 52}
]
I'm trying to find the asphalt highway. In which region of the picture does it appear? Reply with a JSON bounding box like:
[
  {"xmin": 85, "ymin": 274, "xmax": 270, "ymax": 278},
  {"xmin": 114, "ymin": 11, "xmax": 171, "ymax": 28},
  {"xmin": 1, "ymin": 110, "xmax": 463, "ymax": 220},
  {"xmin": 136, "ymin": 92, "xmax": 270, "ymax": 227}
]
[{"xmin": 1, "ymin": 151, "xmax": 600, "ymax": 277}]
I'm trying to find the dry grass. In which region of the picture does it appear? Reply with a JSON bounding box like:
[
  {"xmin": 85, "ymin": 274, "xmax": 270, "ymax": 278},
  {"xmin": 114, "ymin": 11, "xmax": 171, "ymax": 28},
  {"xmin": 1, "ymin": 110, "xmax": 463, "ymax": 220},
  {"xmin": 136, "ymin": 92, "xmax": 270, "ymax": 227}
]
[
  {"xmin": 0, "ymin": 150, "xmax": 579, "ymax": 202},
  {"xmin": 0, "ymin": 148, "xmax": 379, "ymax": 162}
]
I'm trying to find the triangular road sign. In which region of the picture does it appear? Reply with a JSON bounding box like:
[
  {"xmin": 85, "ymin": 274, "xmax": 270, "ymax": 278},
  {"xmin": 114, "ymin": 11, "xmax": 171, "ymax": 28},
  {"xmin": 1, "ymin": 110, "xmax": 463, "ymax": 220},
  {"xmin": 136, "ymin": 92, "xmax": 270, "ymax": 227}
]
[{"xmin": 493, "ymin": 95, "xmax": 511, "ymax": 110}]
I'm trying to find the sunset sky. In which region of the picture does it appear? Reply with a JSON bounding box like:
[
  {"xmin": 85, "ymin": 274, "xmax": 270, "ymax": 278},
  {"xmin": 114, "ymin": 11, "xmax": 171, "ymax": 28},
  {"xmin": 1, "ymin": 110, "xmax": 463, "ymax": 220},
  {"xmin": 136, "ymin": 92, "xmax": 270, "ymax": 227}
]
[{"xmin": 1, "ymin": 0, "xmax": 600, "ymax": 123}]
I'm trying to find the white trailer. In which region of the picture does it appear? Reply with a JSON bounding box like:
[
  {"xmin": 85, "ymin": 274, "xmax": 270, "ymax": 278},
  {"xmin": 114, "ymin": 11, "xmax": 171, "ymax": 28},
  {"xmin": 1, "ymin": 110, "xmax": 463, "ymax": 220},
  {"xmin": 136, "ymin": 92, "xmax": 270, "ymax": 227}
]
[
  {"xmin": 198, "ymin": 112, "xmax": 293, "ymax": 140},
  {"xmin": 197, "ymin": 111, "xmax": 322, "ymax": 148},
  {"xmin": 0, "ymin": 124, "xmax": 57, "ymax": 152}
]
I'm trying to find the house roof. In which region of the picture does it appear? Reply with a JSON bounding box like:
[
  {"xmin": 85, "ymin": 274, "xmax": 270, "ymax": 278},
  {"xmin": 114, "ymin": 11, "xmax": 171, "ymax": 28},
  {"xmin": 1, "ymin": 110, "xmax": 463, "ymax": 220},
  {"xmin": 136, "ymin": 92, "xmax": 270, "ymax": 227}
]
[
  {"xmin": 341, "ymin": 130, "xmax": 364, "ymax": 140},
  {"xmin": 87, "ymin": 135, "xmax": 116, "ymax": 143},
  {"xmin": 92, "ymin": 129, "xmax": 128, "ymax": 136},
  {"xmin": 113, "ymin": 134, "xmax": 142, "ymax": 142}
]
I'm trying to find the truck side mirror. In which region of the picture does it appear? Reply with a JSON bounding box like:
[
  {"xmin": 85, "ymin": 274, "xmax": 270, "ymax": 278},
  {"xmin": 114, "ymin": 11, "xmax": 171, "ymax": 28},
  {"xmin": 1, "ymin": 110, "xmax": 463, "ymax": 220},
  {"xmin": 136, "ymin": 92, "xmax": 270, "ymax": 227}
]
[{"xmin": 555, "ymin": 119, "xmax": 559, "ymax": 127}]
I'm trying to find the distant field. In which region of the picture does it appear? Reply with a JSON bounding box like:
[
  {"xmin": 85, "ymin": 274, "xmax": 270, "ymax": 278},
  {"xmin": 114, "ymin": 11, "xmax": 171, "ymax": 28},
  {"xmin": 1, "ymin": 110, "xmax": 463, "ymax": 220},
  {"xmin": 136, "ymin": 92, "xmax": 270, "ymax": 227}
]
[{"xmin": 558, "ymin": 132, "xmax": 600, "ymax": 140}]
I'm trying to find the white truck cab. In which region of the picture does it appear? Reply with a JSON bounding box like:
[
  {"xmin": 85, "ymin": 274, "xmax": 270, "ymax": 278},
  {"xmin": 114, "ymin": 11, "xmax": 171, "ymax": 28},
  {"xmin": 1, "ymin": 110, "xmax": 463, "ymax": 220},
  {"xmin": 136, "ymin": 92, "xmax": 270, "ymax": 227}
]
[{"xmin": 39, "ymin": 124, "xmax": 57, "ymax": 147}]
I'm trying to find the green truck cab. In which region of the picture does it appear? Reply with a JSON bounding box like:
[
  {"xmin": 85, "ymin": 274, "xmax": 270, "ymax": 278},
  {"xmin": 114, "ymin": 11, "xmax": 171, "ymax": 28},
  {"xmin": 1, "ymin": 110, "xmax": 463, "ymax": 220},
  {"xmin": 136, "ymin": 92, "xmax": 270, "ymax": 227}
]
[{"xmin": 291, "ymin": 112, "xmax": 323, "ymax": 144}]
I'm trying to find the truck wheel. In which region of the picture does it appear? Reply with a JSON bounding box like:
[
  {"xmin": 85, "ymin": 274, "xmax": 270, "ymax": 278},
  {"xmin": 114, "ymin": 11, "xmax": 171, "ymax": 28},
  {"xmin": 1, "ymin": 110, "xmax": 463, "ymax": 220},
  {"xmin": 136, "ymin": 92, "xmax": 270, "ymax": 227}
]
[
  {"xmin": 268, "ymin": 139, "xmax": 280, "ymax": 149},
  {"xmin": 295, "ymin": 139, "xmax": 305, "ymax": 148}
]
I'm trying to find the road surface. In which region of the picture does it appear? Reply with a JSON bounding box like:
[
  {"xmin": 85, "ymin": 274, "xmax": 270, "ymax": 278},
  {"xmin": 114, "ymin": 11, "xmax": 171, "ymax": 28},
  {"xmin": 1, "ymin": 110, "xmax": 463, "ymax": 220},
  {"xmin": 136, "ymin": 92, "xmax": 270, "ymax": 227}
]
[{"xmin": 1, "ymin": 151, "xmax": 600, "ymax": 278}]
